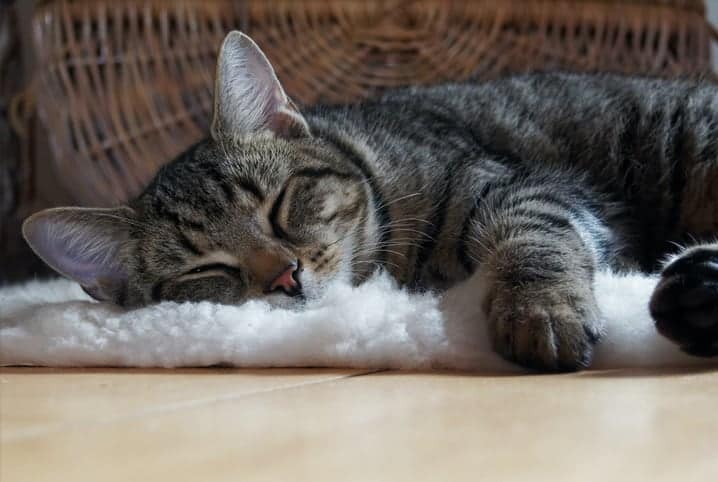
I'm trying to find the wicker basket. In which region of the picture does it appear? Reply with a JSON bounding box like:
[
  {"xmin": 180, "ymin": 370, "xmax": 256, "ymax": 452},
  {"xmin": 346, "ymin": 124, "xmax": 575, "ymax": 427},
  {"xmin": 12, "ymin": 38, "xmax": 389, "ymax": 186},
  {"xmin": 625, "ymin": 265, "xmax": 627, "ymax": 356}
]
[{"xmin": 31, "ymin": 0, "xmax": 715, "ymax": 206}]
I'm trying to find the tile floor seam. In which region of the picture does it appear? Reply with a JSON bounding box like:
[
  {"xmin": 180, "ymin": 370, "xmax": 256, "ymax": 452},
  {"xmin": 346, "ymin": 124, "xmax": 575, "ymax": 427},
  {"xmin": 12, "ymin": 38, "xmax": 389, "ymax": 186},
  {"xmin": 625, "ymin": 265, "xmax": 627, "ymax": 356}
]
[{"xmin": 1, "ymin": 369, "xmax": 378, "ymax": 443}]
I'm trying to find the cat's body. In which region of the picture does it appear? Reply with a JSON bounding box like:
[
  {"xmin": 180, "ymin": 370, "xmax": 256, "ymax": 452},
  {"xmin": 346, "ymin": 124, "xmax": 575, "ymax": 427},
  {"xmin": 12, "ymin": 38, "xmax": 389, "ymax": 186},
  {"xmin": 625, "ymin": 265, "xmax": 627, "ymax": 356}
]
[
  {"xmin": 23, "ymin": 32, "xmax": 718, "ymax": 371},
  {"xmin": 309, "ymin": 74, "xmax": 718, "ymax": 279}
]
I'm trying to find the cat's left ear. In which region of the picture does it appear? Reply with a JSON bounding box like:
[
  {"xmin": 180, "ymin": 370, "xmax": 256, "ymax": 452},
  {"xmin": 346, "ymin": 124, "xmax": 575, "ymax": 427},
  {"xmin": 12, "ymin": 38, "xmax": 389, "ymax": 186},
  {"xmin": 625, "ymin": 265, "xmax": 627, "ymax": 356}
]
[
  {"xmin": 22, "ymin": 207, "xmax": 136, "ymax": 304},
  {"xmin": 211, "ymin": 31, "xmax": 310, "ymax": 140}
]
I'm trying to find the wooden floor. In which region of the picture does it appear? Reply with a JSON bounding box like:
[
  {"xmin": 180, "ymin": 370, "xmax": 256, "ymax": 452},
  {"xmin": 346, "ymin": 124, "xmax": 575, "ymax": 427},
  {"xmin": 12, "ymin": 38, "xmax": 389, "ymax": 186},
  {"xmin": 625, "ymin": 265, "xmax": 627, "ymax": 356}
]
[{"xmin": 1, "ymin": 367, "xmax": 716, "ymax": 481}]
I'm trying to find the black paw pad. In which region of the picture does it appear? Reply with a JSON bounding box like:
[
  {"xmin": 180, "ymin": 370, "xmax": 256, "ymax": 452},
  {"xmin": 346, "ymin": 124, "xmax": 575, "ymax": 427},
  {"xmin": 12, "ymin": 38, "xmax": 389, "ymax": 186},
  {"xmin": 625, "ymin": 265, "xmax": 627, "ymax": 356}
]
[{"xmin": 650, "ymin": 247, "xmax": 718, "ymax": 357}]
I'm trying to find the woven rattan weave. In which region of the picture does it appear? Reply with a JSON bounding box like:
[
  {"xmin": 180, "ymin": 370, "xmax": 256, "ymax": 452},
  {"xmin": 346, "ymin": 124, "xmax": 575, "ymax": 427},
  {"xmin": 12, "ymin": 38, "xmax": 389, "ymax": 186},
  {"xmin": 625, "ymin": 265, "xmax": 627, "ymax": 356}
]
[{"xmin": 31, "ymin": 0, "xmax": 715, "ymax": 205}]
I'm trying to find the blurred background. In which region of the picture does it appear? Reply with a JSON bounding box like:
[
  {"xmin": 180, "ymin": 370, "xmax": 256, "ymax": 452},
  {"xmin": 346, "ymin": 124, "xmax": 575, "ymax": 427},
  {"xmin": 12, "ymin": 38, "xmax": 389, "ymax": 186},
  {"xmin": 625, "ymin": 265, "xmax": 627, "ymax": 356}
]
[{"xmin": 1, "ymin": 0, "xmax": 717, "ymax": 283}]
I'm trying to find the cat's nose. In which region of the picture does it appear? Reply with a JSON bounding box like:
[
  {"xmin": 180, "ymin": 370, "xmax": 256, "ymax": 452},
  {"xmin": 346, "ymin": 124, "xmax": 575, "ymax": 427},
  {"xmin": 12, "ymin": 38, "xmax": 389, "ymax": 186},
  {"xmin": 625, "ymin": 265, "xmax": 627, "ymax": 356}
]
[{"xmin": 268, "ymin": 261, "xmax": 302, "ymax": 297}]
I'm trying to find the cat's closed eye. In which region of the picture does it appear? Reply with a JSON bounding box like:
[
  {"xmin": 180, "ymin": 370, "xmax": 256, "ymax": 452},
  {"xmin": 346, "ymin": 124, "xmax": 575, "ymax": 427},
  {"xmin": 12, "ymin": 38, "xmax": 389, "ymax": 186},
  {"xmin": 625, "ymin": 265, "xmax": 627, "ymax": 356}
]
[
  {"xmin": 183, "ymin": 263, "xmax": 242, "ymax": 278},
  {"xmin": 269, "ymin": 185, "xmax": 293, "ymax": 243}
]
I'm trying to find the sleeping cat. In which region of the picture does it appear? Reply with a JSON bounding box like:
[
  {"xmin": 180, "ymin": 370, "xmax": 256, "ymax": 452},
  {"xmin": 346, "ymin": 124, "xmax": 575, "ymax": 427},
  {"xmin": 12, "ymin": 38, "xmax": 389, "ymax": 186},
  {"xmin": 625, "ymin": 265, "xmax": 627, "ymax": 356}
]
[{"xmin": 22, "ymin": 31, "xmax": 718, "ymax": 371}]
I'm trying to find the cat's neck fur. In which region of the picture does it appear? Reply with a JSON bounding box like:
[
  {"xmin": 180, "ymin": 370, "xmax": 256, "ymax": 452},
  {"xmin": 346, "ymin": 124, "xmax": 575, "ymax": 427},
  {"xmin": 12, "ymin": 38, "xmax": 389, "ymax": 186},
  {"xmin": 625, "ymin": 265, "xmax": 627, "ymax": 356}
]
[
  {"xmin": 307, "ymin": 119, "xmax": 391, "ymax": 285},
  {"xmin": 308, "ymin": 107, "xmax": 480, "ymax": 289}
]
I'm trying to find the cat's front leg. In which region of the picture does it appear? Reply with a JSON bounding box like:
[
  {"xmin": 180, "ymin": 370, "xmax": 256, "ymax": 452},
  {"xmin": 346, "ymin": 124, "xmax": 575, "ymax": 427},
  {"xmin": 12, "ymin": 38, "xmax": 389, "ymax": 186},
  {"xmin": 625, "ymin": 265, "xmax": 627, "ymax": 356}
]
[
  {"xmin": 469, "ymin": 181, "xmax": 606, "ymax": 371},
  {"xmin": 650, "ymin": 242, "xmax": 718, "ymax": 357}
]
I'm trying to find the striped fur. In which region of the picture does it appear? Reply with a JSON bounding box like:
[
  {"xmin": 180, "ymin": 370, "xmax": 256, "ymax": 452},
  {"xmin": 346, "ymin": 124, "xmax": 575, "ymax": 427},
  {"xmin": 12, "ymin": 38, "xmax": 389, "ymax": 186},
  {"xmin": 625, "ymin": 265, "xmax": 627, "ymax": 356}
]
[{"xmin": 23, "ymin": 32, "xmax": 718, "ymax": 371}]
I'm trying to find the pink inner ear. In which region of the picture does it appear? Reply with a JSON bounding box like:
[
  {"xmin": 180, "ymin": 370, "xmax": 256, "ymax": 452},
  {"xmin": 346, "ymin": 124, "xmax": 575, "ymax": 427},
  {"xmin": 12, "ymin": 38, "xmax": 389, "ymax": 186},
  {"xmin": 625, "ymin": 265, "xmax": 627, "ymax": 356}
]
[
  {"xmin": 212, "ymin": 31, "xmax": 310, "ymax": 139},
  {"xmin": 271, "ymin": 109, "xmax": 310, "ymax": 139},
  {"xmin": 23, "ymin": 213, "xmax": 127, "ymax": 294}
]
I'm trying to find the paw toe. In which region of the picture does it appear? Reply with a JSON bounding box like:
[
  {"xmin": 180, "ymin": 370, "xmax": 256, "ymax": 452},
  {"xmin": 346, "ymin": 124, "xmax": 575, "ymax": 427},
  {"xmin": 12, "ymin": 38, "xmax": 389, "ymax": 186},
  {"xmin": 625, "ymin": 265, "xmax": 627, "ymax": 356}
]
[
  {"xmin": 494, "ymin": 307, "xmax": 599, "ymax": 372},
  {"xmin": 554, "ymin": 321, "xmax": 597, "ymax": 372}
]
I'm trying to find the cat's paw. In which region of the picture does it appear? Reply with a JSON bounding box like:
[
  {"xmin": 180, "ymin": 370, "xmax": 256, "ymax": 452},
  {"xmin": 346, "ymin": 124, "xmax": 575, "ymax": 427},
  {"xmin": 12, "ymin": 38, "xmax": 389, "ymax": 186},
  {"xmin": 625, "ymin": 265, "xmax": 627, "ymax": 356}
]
[
  {"xmin": 488, "ymin": 288, "xmax": 602, "ymax": 371},
  {"xmin": 649, "ymin": 244, "xmax": 718, "ymax": 357}
]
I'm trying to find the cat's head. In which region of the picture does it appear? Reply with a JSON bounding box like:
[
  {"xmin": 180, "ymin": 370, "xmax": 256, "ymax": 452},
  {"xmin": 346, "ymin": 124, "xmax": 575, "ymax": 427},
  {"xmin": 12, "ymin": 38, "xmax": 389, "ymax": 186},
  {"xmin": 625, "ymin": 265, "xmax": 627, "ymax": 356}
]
[{"xmin": 23, "ymin": 32, "xmax": 379, "ymax": 308}]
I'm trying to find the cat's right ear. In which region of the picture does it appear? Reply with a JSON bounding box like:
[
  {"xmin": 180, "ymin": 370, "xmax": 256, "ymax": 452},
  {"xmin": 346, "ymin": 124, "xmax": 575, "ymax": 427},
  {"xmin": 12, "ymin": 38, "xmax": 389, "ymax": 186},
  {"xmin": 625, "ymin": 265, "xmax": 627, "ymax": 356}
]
[
  {"xmin": 210, "ymin": 31, "xmax": 310, "ymax": 140},
  {"xmin": 22, "ymin": 207, "xmax": 135, "ymax": 304}
]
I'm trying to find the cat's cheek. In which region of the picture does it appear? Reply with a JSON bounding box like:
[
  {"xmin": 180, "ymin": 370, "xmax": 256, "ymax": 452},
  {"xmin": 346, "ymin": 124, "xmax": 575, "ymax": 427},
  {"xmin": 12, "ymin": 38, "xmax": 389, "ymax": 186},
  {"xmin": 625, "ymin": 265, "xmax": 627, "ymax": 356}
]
[{"xmin": 158, "ymin": 277, "xmax": 245, "ymax": 305}]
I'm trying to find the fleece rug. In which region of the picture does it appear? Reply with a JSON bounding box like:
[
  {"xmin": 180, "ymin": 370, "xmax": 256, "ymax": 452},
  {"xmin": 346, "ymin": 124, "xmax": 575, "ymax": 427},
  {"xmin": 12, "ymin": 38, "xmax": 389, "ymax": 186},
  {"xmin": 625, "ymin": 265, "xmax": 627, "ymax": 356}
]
[{"xmin": 0, "ymin": 270, "xmax": 714, "ymax": 371}]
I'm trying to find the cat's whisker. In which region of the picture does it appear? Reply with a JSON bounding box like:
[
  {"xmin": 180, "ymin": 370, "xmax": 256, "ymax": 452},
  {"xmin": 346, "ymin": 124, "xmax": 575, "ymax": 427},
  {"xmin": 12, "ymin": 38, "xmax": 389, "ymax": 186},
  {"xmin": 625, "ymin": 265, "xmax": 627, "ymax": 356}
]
[
  {"xmin": 352, "ymin": 258, "xmax": 402, "ymax": 273},
  {"xmin": 348, "ymin": 245, "xmax": 410, "ymax": 264},
  {"xmin": 375, "ymin": 191, "xmax": 424, "ymax": 210},
  {"xmin": 386, "ymin": 217, "xmax": 434, "ymax": 226},
  {"xmin": 363, "ymin": 248, "xmax": 407, "ymax": 260},
  {"xmin": 385, "ymin": 227, "xmax": 436, "ymax": 240},
  {"xmin": 371, "ymin": 240, "xmax": 424, "ymax": 252}
]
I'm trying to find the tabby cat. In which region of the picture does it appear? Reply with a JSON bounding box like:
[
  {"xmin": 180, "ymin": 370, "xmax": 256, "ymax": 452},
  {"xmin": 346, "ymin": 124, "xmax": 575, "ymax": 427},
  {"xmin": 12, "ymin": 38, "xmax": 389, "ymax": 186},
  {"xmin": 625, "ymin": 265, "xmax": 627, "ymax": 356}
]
[{"xmin": 23, "ymin": 31, "xmax": 718, "ymax": 371}]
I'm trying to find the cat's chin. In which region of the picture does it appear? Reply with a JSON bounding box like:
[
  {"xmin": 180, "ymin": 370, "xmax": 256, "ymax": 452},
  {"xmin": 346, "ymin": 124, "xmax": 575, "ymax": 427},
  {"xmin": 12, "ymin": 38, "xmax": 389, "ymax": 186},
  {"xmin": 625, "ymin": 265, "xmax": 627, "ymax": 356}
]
[{"xmin": 264, "ymin": 293, "xmax": 307, "ymax": 310}]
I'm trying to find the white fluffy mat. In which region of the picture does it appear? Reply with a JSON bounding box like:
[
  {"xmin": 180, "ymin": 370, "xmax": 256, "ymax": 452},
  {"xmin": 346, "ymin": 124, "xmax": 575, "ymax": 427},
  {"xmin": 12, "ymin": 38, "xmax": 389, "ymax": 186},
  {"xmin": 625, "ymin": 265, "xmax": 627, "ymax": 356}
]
[{"xmin": 0, "ymin": 270, "xmax": 714, "ymax": 371}]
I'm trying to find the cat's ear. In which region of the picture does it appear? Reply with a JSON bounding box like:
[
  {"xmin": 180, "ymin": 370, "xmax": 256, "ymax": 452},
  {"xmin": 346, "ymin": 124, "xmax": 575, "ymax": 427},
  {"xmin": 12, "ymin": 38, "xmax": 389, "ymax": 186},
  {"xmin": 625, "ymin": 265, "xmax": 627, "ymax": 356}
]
[
  {"xmin": 210, "ymin": 31, "xmax": 310, "ymax": 140},
  {"xmin": 22, "ymin": 207, "xmax": 136, "ymax": 304}
]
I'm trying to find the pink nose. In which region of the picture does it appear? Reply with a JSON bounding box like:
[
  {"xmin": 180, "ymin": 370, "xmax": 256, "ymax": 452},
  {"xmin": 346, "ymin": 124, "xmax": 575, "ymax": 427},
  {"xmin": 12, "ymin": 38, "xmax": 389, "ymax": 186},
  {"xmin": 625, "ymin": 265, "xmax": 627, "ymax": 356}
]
[{"xmin": 269, "ymin": 263, "xmax": 301, "ymax": 296}]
